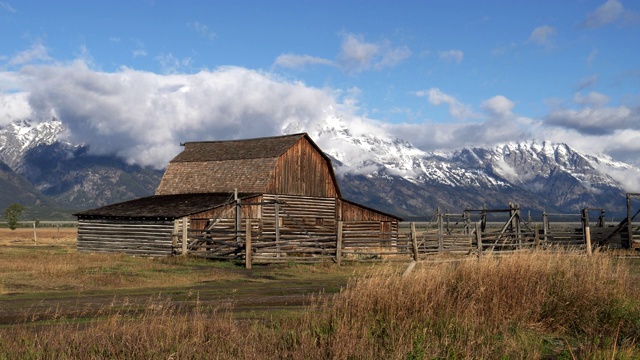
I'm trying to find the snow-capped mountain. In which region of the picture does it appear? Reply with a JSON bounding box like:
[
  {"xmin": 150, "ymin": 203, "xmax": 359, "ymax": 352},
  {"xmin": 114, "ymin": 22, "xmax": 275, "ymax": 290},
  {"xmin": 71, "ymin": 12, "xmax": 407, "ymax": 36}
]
[
  {"xmin": 0, "ymin": 118, "xmax": 63, "ymax": 169},
  {"xmin": 285, "ymin": 116, "xmax": 636, "ymax": 217},
  {"xmin": 0, "ymin": 119, "xmax": 163, "ymax": 216},
  {"xmin": 1, "ymin": 117, "xmax": 637, "ymax": 218}
]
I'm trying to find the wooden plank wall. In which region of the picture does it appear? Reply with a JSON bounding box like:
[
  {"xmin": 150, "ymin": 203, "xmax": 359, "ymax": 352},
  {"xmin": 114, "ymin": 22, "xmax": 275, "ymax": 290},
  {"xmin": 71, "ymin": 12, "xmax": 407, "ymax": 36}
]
[
  {"xmin": 77, "ymin": 218, "xmax": 175, "ymax": 256},
  {"xmin": 269, "ymin": 139, "xmax": 338, "ymax": 197}
]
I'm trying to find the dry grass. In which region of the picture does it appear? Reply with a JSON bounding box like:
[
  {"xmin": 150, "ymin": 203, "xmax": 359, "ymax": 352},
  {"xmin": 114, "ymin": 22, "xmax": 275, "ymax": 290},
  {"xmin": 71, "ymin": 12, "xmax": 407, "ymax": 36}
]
[
  {"xmin": 0, "ymin": 228, "xmax": 248, "ymax": 295},
  {"xmin": 1, "ymin": 249, "xmax": 639, "ymax": 359}
]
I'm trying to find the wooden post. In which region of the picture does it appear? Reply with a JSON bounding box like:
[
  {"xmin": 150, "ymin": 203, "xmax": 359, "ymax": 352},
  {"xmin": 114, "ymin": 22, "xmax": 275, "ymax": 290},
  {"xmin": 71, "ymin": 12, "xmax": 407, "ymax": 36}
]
[
  {"xmin": 234, "ymin": 189, "xmax": 241, "ymax": 244},
  {"xmin": 410, "ymin": 222, "xmax": 418, "ymax": 261},
  {"xmin": 275, "ymin": 196, "xmax": 280, "ymax": 258},
  {"xmin": 33, "ymin": 221, "xmax": 37, "ymax": 244},
  {"xmin": 181, "ymin": 216, "xmax": 188, "ymax": 256},
  {"xmin": 627, "ymin": 194, "xmax": 632, "ymax": 249},
  {"xmin": 336, "ymin": 221, "xmax": 343, "ymax": 266},
  {"xmin": 542, "ymin": 211, "xmax": 549, "ymax": 243},
  {"xmin": 476, "ymin": 222, "xmax": 482, "ymax": 258},
  {"xmin": 534, "ymin": 223, "xmax": 540, "ymax": 247},
  {"xmin": 245, "ymin": 219, "xmax": 252, "ymax": 269},
  {"xmin": 437, "ymin": 209, "xmax": 444, "ymax": 252},
  {"xmin": 585, "ymin": 226, "xmax": 592, "ymax": 256},
  {"xmin": 581, "ymin": 208, "xmax": 589, "ymax": 244}
]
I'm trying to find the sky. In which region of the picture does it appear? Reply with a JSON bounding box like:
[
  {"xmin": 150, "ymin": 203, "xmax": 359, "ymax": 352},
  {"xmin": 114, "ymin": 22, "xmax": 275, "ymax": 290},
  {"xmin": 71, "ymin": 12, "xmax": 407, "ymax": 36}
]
[{"xmin": 0, "ymin": 0, "xmax": 639, "ymax": 169}]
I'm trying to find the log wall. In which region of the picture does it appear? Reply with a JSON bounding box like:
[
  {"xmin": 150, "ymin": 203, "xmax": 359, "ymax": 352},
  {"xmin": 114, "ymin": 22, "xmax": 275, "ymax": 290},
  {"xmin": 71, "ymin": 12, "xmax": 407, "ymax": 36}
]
[{"xmin": 77, "ymin": 218, "xmax": 175, "ymax": 256}]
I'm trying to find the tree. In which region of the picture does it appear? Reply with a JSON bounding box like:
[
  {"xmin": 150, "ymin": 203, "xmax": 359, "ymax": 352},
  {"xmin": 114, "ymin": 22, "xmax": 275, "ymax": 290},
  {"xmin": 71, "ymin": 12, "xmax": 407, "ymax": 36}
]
[{"xmin": 4, "ymin": 203, "xmax": 24, "ymax": 230}]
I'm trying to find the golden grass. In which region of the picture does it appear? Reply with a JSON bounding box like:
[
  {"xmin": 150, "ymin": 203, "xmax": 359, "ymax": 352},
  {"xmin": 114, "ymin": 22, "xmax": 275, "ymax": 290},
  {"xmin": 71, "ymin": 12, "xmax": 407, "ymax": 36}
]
[
  {"xmin": 1, "ymin": 250, "xmax": 639, "ymax": 359},
  {"xmin": 0, "ymin": 228, "xmax": 248, "ymax": 294}
]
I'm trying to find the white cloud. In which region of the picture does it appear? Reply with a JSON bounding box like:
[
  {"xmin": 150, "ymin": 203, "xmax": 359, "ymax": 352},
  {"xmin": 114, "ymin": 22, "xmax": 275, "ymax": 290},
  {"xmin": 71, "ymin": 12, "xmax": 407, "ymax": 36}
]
[
  {"xmin": 416, "ymin": 88, "xmax": 479, "ymax": 120},
  {"xmin": 20, "ymin": 61, "xmax": 339, "ymax": 168},
  {"xmin": 156, "ymin": 53, "xmax": 193, "ymax": 74},
  {"xmin": 582, "ymin": 0, "xmax": 624, "ymax": 28},
  {"xmin": 528, "ymin": 25, "xmax": 556, "ymax": 47},
  {"xmin": 187, "ymin": 21, "xmax": 217, "ymax": 40},
  {"xmin": 545, "ymin": 105, "xmax": 639, "ymax": 135},
  {"xmin": 337, "ymin": 33, "xmax": 411, "ymax": 73},
  {"xmin": 480, "ymin": 95, "xmax": 515, "ymax": 118},
  {"xmin": 8, "ymin": 42, "xmax": 51, "ymax": 66},
  {"xmin": 573, "ymin": 91, "xmax": 609, "ymax": 108},
  {"xmin": 272, "ymin": 54, "xmax": 334, "ymax": 69},
  {"xmin": 437, "ymin": 50, "xmax": 463, "ymax": 64},
  {"xmin": 0, "ymin": 92, "xmax": 31, "ymax": 125},
  {"xmin": 0, "ymin": 2, "xmax": 15, "ymax": 13},
  {"xmin": 3, "ymin": 59, "xmax": 639, "ymax": 174}
]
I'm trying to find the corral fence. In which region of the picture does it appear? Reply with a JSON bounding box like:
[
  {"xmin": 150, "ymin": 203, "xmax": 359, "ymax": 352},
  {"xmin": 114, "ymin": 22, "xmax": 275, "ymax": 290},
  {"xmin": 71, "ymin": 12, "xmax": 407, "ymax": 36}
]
[{"xmin": 171, "ymin": 202, "xmax": 636, "ymax": 268}]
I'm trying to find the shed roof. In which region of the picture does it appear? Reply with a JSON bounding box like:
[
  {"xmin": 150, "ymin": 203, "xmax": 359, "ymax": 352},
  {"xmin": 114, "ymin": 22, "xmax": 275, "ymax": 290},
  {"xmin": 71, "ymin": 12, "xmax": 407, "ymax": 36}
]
[{"xmin": 75, "ymin": 193, "xmax": 258, "ymax": 219}]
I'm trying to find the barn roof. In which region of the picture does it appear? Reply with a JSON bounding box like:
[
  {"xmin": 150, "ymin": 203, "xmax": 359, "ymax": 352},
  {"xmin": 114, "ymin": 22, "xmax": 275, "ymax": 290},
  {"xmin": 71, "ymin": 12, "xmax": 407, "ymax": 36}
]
[
  {"xmin": 173, "ymin": 133, "xmax": 309, "ymax": 162},
  {"xmin": 74, "ymin": 193, "xmax": 258, "ymax": 219},
  {"xmin": 156, "ymin": 132, "xmax": 340, "ymax": 196}
]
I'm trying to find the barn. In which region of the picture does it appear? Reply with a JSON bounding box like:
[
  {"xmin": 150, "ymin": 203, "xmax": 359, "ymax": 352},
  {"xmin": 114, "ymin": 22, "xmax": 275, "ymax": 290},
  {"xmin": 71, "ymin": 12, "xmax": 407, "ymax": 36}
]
[{"xmin": 75, "ymin": 133, "xmax": 402, "ymax": 261}]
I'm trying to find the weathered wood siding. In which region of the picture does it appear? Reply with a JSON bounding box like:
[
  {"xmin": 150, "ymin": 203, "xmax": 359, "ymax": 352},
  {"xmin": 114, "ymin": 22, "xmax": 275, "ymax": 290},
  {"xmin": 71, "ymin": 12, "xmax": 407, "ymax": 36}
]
[
  {"xmin": 268, "ymin": 139, "xmax": 338, "ymax": 197},
  {"xmin": 77, "ymin": 218, "xmax": 175, "ymax": 256},
  {"xmin": 338, "ymin": 200, "xmax": 398, "ymax": 222},
  {"xmin": 262, "ymin": 194, "xmax": 337, "ymax": 233},
  {"xmin": 189, "ymin": 195, "xmax": 263, "ymax": 231}
]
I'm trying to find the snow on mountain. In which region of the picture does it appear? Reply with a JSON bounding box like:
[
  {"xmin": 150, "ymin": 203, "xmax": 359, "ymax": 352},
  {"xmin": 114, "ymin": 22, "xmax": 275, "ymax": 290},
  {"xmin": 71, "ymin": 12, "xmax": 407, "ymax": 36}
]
[
  {"xmin": 1, "ymin": 116, "xmax": 638, "ymax": 216},
  {"xmin": 0, "ymin": 118, "xmax": 64, "ymax": 168},
  {"xmin": 284, "ymin": 115, "xmax": 636, "ymax": 215}
]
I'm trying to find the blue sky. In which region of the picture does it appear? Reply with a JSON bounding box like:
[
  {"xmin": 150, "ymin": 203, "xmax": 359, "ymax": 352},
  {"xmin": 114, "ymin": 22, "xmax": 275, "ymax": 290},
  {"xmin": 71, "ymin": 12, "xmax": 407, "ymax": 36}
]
[{"xmin": 1, "ymin": 0, "xmax": 639, "ymax": 168}]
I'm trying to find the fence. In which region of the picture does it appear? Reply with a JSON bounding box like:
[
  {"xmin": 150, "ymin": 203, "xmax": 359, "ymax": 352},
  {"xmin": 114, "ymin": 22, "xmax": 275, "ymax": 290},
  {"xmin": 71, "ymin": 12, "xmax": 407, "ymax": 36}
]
[{"xmin": 169, "ymin": 204, "xmax": 629, "ymax": 268}]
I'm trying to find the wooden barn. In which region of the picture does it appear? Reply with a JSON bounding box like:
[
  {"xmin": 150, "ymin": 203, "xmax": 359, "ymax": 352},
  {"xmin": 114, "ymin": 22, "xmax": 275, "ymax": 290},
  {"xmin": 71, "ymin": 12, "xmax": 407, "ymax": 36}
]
[{"xmin": 76, "ymin": 133, "xmax": 402, "ymax": 261}]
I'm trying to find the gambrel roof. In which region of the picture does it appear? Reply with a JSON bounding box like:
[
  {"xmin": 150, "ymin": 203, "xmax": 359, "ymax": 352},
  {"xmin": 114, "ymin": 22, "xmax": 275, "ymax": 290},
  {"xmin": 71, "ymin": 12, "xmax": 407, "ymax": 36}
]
[{"xmin": 156, "ymin": 133, "xmax": 341, "ymax": 197}]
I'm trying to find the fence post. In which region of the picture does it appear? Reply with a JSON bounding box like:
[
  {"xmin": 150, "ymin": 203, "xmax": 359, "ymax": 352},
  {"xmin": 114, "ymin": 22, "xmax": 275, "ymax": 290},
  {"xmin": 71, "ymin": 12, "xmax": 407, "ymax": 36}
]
[
  {"xmin": 585, "ymin": 226, "xmax": 592, "ymax": 256},
  {"xmin": 534, "ymin": 223, "xmax": 540, "ymax": 247},
  {"xmin": 476, "ymin": 222, "xmax": 482, "ymax": 258},
  {"xmin": 336, "ymin": 221, "xmax": 343, "ymax": 266},
  {"xmin": 438, "ymin": 209, "xmax": 444, "ymax": 252},
  {"xmin": 542, "ymin": 211, "xmax": 548, "ymax": 243},
  {"xmin": 411, "ymin": 222, "xmax": 418, "ymax": 261},
  {"xmin": 181, "ymin": 216, "xmax": 188, "ymax": 256},
  {"xmin": 245, "ymin": 219, "xmax": 252, "ymax": 269}
]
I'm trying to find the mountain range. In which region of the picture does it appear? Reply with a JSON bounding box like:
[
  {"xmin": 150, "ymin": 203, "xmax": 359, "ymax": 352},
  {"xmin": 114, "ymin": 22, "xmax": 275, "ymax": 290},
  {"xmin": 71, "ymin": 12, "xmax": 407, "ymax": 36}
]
[{"xmin": 1, "ymin": 117, "xmax": 638, "ymax": 220}]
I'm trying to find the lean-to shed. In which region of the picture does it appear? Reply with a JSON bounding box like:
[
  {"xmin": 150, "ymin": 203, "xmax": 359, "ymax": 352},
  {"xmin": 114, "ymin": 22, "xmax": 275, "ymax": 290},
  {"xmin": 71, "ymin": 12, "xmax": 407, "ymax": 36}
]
[{"xmin": 76, "ymin": 133, "xmax": 402, "ymax": 257}]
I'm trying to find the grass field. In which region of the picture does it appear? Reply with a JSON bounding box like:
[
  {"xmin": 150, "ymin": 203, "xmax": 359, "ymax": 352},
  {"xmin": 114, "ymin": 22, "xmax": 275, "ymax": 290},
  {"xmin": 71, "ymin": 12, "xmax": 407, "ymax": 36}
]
[{"xmin": 1, "ymin": 227, "xmax": 640, "ymax": 359}]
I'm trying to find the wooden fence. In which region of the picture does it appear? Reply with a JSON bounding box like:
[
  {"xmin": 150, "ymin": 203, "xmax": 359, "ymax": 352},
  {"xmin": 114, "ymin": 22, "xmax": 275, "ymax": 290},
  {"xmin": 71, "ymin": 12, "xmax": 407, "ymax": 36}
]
[{"xmin": 170, "ymin": 204, "xmax": 632, "ymax": 268}]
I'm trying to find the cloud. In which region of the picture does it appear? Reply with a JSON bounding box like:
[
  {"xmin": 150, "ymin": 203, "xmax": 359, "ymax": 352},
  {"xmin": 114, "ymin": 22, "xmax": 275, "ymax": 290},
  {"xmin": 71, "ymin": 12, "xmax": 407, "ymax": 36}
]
[
  {"xmin": 416, "ymin": 88, "xmax": 479, "ymax": 120},
  {"xmin": 0, "ymin": 2, "xmax": 15, "ymax": 13},
  {"xmin": 480, "ymin": 95, "xmax": 515, "ymax": 118},
  {"xmin": 156, "ymin": 53, "xmax": 193, "ymax": 74},
  {"xmin": 582, "ymin": 0, "xmax": 624, "ymax": 28},
  {"xmin": 5, "ymin": 59, "xmax": 640, "ymax": 174},
  {"xmin": 337, "ymin": 33, "xmax": 411, "ymax": 73},
  {"xmin": 545, "ymin": 103, "xmax": 639, "ymax": 135},
  {"xmin": 528, "ymin": 25, "xmax": 556, "ymax": 47},
  {"xmin": 438, "ymin": 50, "xmax": 464, "ymax": 64},
  {"xmin": 0, "ymin": 92, "xmax": 31, "ymax": 125},
  {"xmin": 19, "ymin": 61, "xmax": 340, "ymax": 168},
  {"xmin": 272, "ymin": 54, "xmax": 334, "ymax": 69},
  {"xmin": 8, "ymin": 42, "xmax": 51, "ymax": 67},
  {"xmin": 187, "ymin": 21, "xmax": 217, "ymax": 40}
]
